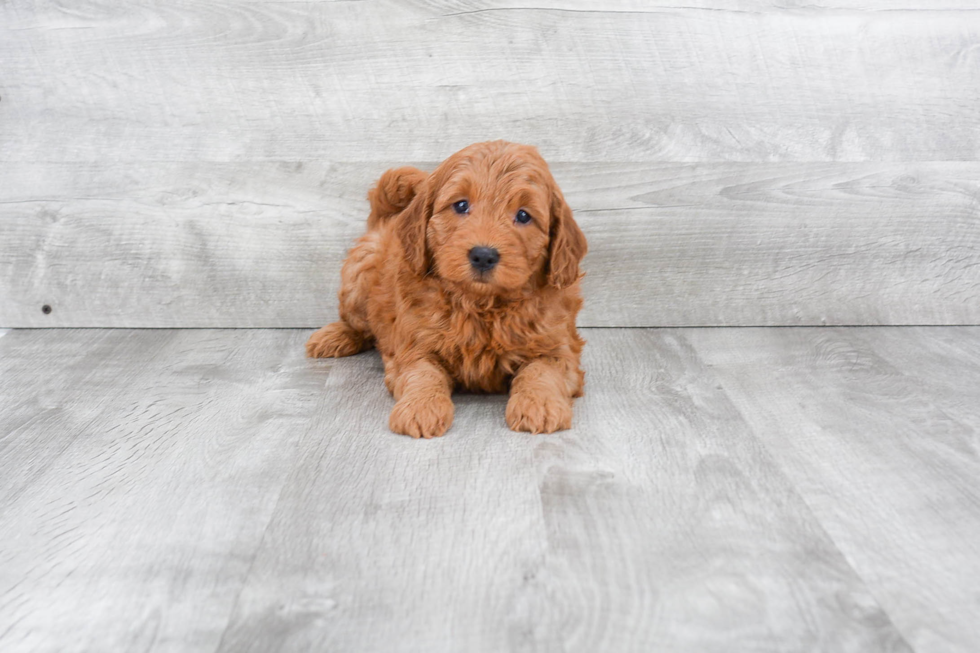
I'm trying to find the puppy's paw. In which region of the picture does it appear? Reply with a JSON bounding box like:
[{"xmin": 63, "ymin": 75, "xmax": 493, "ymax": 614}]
[
  {"xmin": 389, "ymin": 394, "xmax": 454, "ymax": 439},
  {"xmin": 506, "ymin": 390, "xmax": 573, "ymax": 434},
  {"xmin": 306, "ymin": 322, "xmax": 368, "ymax": 358}
]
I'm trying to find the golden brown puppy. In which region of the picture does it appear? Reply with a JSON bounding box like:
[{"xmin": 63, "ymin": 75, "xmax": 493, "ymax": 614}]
[{"xmin": 307, "ymin": 141, "xmax": 587, "ymax": 438}]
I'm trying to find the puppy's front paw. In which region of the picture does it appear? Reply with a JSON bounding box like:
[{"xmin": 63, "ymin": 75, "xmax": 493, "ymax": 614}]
[
  {"xmin": 306, "ymin": 322, "xmax": 367, "ymax": 358},
  {"xmin": 389, "ymin": 394, "xmax": 454, "ymax": 439},
  {"xmin": 506, "ymin": 391, "xmax": 573, "ymax": 434}
]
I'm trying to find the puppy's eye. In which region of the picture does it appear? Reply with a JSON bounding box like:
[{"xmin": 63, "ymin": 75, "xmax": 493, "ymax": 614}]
[
  {"xmin": 452, "ymin": 200, "xmax": 470, "ymax": 215},
  {"xmin": 515, "ymin": 209, "xmax": 532, "ymax": 225}
]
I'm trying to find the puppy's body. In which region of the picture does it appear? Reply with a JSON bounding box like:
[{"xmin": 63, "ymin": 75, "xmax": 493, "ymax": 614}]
[
  {"xmin": 342, "ymin": 219, "xmax": 584, "ymax": 395},
  {"xmin": 308, "ymin": 141, "xmax": 587, "ymax": 438}
]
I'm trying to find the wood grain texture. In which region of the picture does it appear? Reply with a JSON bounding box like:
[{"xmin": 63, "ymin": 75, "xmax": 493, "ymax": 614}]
[
  {"xmin": 0, "ymin": 329, "xmax": 325, "ymax": 652},
  {"xmin": 3, "ymin": 0, "xmax": 979, "ymax": 327},
  {"xmin": 689, "ymin": 327, "xmax": 980, "ymax": 653},
  {"xmin": 1, "ymin": 1, "xmax": 979, "ymax": 163},
  {"xmin": 0, "ymin": 328, "xmax": 915, "ymax": 652},
  {"xmin": 3, "ymin": 161, "xmax": 979, "ymax": 327}
]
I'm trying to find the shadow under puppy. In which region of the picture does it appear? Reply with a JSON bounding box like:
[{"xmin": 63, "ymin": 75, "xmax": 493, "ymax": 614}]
[{"xmin": 307, "ymin": 140, "xmax": 587, "ymax": 438}]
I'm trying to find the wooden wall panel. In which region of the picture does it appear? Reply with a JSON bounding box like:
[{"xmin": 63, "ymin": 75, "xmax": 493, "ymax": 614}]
[
  {"xmin": 2, "ymin": 162, "xmax": 977, "ymax": 327},
  {"xmin": 1, "ymin": 1, "xmax": 978, "ymax": 326},
  {"xmin": 1, "ymin": 1, "xmax": 978, "ymax": 163}
]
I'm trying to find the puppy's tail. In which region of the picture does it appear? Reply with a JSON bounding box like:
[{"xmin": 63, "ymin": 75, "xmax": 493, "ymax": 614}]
[{"xmin": 367, "ymin": 166, "xmax": 428, "ymax": 230}]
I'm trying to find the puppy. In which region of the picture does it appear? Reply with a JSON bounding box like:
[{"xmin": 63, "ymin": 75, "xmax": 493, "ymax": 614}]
[{"xmin": 307, "ymin": 141, "xmax": 587, "ymax": 438}]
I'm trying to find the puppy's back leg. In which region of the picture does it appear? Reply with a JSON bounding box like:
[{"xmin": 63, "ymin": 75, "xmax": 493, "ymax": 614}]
[
  {"xmin": 307, "ymin": 229, "xmax": 381, "ymax": 358},
  {"xmin": 306, "ymin": 320, "xmax": 371, "ymax": 358}
]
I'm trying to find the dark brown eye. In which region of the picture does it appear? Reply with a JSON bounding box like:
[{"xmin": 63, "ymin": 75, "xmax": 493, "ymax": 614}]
[
  {"xmin": 515, "ymin": 209, "xmax": 532, "ymax": 224},
  {"xmin": 452, "ymin": 200, "xmax": 469, "ymax": 215}
]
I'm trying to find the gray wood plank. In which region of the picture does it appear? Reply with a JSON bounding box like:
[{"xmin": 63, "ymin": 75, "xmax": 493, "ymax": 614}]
[
  {"xmin": 3, "ymin": 162, "xmax": 978, "ymax": 328},
  {"xmin": 0, "ymin": 329, "xmax": 325, "ymax": 653},
  {"xmin": 0, "ymin": 330, "xmax": 164, "ymax": 512},
  {"xmin": 688, "ymin": 327, "xmax": 980, "ymax": 652},
  {"xmin": 216, "ymin": 329, "xmax": 907, "ymax": 652},
  {"xmin": 2, "ymin": 1, "xmax": 978, "ymax": 163},
  {"xmin": 8, "ymin": 327, "xmax": 980, "ymax": 650}
]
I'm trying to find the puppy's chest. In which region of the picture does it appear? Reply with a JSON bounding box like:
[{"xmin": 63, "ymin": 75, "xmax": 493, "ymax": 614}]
[{"xmin": 438, "ymin": 312, "xmax": 537, "ymax": 391}]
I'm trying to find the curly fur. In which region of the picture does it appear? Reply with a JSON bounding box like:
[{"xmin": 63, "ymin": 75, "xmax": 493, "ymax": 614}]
[{"xmin": 307, "ymin": 141, "xmax": 588, "ymax": 438}]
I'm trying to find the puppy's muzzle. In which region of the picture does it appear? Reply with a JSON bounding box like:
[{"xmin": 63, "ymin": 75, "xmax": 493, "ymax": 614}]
[{"xmin": 468, "ymin": 246, "xmax": 500, "ymax": 273}]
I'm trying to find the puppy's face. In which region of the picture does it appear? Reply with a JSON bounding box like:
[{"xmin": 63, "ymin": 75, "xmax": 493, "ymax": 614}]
[{"xmin": 399, "ymin": 141, "xmax": 586, "ymax": 294}]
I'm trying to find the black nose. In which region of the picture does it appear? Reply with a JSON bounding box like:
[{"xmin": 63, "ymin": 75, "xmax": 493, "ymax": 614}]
[{"xmin": 468, "ymin": 246, "xmax": 500, "ymax": 272}]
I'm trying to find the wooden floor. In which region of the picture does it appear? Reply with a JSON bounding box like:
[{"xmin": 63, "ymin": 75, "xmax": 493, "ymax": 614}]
[{"xmin": 1, "ymin": 327, "xmax": 978, "ymax": 652}]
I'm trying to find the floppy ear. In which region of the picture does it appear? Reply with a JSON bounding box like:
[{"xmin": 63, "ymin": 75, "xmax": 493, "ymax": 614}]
[
  {"xmin": 547, "ymin": 187, "xmax": 588, "ymax": 289},
  {"xmin": 396, "ymin": 177, "xmax": 433, "ymax": 276}
]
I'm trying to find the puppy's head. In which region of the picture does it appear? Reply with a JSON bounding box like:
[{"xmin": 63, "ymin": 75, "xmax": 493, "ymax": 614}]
[{"xmin": 397, "ymin": 141, "xmax": 587, "ymax": 294}]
